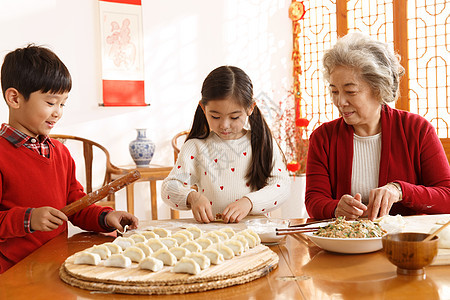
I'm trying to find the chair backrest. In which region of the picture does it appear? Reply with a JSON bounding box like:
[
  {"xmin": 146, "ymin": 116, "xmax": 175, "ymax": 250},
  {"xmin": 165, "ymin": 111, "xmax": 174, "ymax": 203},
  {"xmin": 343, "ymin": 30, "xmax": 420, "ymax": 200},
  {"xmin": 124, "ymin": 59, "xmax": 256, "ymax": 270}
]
[
  {"xmin": 171, "ymin": 131, "xmax": 190, "ymax": 163},
  {"xmin": 49, "ymin": 135, "xmax": 122, "ymax": 205}
]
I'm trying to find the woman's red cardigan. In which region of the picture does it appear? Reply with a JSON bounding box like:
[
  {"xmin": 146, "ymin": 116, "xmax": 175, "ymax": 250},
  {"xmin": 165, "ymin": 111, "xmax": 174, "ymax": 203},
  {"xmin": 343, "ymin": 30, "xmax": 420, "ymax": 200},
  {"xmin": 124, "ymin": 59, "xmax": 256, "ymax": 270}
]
[{"xmin": 305, "ymin": 105, "xmax": 450, "ymax": 219}]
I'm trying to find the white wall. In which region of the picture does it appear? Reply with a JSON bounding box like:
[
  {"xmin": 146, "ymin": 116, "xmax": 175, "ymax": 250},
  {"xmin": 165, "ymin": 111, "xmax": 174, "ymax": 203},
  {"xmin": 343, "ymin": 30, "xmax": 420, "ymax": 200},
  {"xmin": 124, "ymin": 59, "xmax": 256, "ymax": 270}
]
[{"xmin": 0, "ymin": 0, "xmax": 292, "ymax": 221}]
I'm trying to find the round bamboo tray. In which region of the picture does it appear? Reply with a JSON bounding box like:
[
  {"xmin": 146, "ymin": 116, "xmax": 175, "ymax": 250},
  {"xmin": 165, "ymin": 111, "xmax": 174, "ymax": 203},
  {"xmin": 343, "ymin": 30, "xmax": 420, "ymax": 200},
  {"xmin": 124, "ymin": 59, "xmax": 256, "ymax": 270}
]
[{"xmin": 60, "ymin": 244, "xmax": 278, "ymax": 295}]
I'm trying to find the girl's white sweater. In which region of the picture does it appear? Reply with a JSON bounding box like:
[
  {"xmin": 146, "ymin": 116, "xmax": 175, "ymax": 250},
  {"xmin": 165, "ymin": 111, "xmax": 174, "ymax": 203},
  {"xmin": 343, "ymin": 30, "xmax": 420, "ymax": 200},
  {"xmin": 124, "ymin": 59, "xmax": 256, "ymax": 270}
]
[{"xmin": 161, "ymin": 131, "xmax": 290, "ymax": 216}]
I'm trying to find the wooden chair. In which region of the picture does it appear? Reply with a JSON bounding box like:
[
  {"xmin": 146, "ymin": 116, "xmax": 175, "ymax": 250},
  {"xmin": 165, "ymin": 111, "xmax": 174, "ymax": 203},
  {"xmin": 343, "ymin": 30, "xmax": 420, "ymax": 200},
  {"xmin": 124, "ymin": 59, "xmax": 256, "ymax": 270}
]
[
  {"xmin": 49, "ymin": 134, "xmax": 124, "ymax": 209},
  {"xmin": 171, "ymin": 130, "xmax": 189, "ymax": 163}
]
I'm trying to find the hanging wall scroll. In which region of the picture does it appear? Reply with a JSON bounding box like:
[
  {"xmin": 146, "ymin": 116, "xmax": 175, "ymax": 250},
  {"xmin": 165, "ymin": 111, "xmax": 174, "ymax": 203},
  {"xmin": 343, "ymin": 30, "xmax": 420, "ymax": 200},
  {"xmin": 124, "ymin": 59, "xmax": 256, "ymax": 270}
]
[{"xmin": 99, "ymin": 0, "xmax": 147, "ymax": 106}]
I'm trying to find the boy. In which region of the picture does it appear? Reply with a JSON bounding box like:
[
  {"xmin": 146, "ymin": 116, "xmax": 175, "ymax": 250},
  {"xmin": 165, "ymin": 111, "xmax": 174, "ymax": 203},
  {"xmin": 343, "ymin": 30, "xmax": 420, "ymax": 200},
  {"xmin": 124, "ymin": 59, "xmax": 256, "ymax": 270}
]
[{"xmin": 0, "ymin": 45, "xmax": 138, "ymax": 273}]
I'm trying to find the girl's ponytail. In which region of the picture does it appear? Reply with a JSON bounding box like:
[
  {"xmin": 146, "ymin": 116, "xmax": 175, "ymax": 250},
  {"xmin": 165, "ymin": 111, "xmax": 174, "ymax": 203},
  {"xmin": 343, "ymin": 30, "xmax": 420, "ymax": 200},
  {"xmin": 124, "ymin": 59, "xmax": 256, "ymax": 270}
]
[
  {"xmin": 247, "ymin": 105, "xmax": 273, "ymax": 191},
  {"xmin": 186, "ymin": 104, "xmax": 210, "ymax": 141}
]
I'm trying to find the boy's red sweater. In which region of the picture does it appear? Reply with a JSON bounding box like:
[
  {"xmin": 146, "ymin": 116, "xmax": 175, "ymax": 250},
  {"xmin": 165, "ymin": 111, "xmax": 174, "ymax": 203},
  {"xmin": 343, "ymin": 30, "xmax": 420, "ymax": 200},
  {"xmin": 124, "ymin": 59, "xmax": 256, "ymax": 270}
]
[{"xmin": 0, "ymin": 137, "xmax": 112, "ymax": 272}]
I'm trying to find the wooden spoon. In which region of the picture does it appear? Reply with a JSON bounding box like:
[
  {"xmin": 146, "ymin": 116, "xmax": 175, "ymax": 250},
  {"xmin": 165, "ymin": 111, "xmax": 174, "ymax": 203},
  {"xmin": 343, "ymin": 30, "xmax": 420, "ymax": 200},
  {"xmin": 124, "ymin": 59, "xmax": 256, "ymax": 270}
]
[{"xmin": 423, "ymin": 219, "xmax": 450, "ymax": 242}]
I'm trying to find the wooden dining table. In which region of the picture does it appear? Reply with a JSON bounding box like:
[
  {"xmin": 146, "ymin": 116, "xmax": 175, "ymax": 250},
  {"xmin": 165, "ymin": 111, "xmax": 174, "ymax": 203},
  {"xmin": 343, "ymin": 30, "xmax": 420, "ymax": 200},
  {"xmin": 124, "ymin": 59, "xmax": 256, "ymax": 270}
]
[{"xmin": 1, "ymin": 218, "xmax": 449, "ymax": 300}]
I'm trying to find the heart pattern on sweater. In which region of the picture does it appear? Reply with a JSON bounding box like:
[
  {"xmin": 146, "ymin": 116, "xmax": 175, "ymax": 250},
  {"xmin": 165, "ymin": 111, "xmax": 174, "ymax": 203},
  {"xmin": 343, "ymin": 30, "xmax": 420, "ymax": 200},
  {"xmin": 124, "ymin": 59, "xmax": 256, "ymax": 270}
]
[
  {"xmin": 274, "ymin": 201, "xmax": 277, "ymax": 205},
  {"xmin": 214, "ymin": 159, "xmax": 218, "ymax": 163},
  {"xmin": 190, "ymin": 156, "xmax": 194, "ymax": 159},
  {"xmin": 231, "ymin": 168, "xmax": 235, "ymax": 172},
  {"xmin": 277, "ymin": 184, "xmax": 280, "ymax": 187},
  {"xmin": 243, "ymin": 152, "xmax": 247, "ymax": 156},
  {"xmin": 177, "ymin": 166, "xmax": 181, "ymax": 169},
  {"xmin": 220, "ymin": 186, "xmax": 224, "ymax": 190}
]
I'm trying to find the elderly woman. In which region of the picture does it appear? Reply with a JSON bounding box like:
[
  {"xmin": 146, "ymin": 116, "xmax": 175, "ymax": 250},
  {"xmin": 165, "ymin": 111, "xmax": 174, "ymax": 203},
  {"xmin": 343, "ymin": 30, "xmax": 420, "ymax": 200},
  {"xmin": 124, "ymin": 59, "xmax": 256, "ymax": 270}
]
[{"xmin": 305, "ymin": 33, "xmax": 450, "ymax": 220}]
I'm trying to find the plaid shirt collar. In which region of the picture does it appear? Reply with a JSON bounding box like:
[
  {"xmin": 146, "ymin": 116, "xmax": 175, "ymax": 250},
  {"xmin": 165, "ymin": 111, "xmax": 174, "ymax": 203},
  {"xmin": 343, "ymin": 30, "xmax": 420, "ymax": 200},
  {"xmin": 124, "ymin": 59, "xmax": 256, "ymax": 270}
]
[{"xmin": 0, "ymin": 123, "xmax": 54, "ymax": 156}]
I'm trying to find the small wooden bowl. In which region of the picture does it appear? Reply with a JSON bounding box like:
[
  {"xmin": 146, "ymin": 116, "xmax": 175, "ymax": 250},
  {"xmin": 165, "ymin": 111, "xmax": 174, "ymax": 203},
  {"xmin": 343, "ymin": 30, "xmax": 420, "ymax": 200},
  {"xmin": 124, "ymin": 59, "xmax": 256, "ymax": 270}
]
[{"xmin": 382, "ymin": 232, "xmax": 439, "ymax": 276}]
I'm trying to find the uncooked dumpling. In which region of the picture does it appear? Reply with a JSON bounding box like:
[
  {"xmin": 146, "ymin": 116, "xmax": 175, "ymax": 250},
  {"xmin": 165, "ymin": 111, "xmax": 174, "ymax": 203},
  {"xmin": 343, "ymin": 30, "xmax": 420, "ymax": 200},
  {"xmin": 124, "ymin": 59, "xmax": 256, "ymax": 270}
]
[
  {"xmin": 160, "ymin": 237, "xmax": 178, "ymax": 249},
  {"xmin": 220, "ymin": 227, "xmax": 236, "ymax": 239},
  {"xmin": 224, "ymin": 239, "xmax": 244, "ymax": 256},
  {"xmin": 177, "ymin": 229, "xmax": 194, "ymax": 240},
  {"xmin": 243, "ymin": 228, "xmax": 261, "ymax": 245},
  {"xmin": 129, "ymin": 233, "xmax": 147, "ymax": 243},
  {"xmin": 237, "ymin": 231, "xmax": 257, "ymax": 248},
  {"xmin": 103, "ymin": 242, "xmax": 122, "ymax": 254},
  {"xmin": 112, "ymin": 237, "xmax": 135, "ymax": 250},
  {"xmin": 139, "ymin": 257, "xmax": 164, "ymax": 272},
  {"xmin": 185, "ymin": 226, "xmax": 203, "ymax": 239},
  {"xmin": 141, "ymin": 231, "xmax": 159, "ymax": 240},
  {"xmin": 88, "ymin": 245, "xmax": 111, "ymax": 259},
  {"xmin": 74, "ymin": 251, "xmax": 101, "ymax": 266},
  {"xmin": 153, "ymin": 228, "xmax": 171, "ymax": 238},
  {"xmin": 187, "ymin": 252, "xmax": 210, "ymax": 270},
  {"xmin": 181, "ymin": 241, "xmax": 202, "ymax": 253},
  {"xmin": 172, "ymin": 233, "xmax": 190, "ymax": 245},
  {"xmin": 152, "ymin": 248, "xmax": 177, "ymax": 266},
  {"xmin": 195, "ymin": 237, "xmax": 213, "ymax": 250},
  {"xmin": 209, "ymin": 243, "xmax": 235, "ymax": 260},
  {"xmin": 134, "ymin": 242, "xmax": 153, "ymax": 257},
  {"xmin": 231, "ymin": 235, "xmax": 250, "ymax": 251},
  {"xmin": 202, "ymin": 249, "xmax": 224, "ymax": 265},
  {"xmin": 146, "ymin": 238, "xmax": 168, "ymax": 252},
  {"xmin": 123, "ymin": 246, "xmax": 146, "ymax": 263},
  {"xmin": 204, "ymin": 232, "xmax": 221, "ymax": 244},
  {"xmin": 212, "ymin": 230, "xmax": 229, "ymax": 241},
  {"xmin": 104, "ymin": 254, "xmax": 132, "ymax": 268},
  {"xmin": 172, "ymin": 257, "xmax": 201, "ymax": 275},
  {"xmin": 169, "ymin": 246, "xmax": 191, "ymax": 260}
]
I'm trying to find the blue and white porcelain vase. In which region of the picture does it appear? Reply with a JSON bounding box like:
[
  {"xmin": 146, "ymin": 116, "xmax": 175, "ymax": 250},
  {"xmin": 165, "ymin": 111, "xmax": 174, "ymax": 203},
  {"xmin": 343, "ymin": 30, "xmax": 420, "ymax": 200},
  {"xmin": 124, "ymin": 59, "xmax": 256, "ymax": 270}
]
[{"xmin": 129, "ymin": 129, "xmax": 155, "ymax": 167}]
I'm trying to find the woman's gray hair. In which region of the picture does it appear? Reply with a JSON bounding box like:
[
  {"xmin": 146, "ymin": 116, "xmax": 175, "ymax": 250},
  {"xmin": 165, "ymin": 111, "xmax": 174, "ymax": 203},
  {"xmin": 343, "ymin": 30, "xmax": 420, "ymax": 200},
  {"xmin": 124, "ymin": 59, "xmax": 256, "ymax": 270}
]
[{"xmin": 322, "ymin": 32, "xmax": 405, "ymax": 104}]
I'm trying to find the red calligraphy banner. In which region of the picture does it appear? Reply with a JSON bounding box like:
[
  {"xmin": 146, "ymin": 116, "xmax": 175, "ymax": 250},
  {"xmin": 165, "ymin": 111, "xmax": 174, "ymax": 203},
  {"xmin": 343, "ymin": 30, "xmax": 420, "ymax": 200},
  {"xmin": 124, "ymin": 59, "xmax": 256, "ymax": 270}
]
[{"xmin": 99, "ymin": 0, "xmax": 147, "ymax": 106}]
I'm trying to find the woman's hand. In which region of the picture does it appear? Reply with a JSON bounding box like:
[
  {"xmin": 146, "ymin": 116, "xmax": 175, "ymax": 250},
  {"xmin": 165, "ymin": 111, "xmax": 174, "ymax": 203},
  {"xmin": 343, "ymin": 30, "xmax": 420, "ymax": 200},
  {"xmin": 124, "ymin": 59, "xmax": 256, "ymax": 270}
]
[
  {"xmin": 105, "ymin": 211, "xmax": 139, "ymax": 232},
  {"xmin": 222, "ymin": 197, "xmax": 253, "ymax": 223},
  {"xmin": 366, "ymin": 184, "xmax": 401, "ymax": 220},
  {"xmin": 335, "ymin": 193, "xmax": 367, "ymax": 220},
  {"xmin": 30, "ymin": 206, "xmax": 68, "ymax": 231},
  {"xmin": 187, "ymin": 191, "xmax": 214, "ymax": 223}
]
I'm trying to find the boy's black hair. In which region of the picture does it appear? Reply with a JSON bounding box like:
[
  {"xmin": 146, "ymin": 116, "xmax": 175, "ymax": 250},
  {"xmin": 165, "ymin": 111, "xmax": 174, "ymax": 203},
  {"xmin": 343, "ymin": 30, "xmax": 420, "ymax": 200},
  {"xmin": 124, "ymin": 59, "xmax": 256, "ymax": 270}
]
[{"xmin": 1, "ymin": 44, "xmax": 72, "ymax": 100}]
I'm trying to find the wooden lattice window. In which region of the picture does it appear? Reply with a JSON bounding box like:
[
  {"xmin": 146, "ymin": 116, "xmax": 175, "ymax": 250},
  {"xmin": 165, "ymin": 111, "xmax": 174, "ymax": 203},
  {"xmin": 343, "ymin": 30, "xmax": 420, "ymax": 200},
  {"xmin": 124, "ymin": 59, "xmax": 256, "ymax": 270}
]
[{"xmin": 294, "ymin": 0, "xmax": 450, "ymax": 162}]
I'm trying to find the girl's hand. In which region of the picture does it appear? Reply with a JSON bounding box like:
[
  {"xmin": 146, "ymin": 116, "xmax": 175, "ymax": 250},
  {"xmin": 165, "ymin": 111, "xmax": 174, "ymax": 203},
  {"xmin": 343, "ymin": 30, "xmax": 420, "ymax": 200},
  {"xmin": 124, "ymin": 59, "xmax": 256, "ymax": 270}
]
[
  {"xmin": 187, "ymin": 191, "xmax": 214, "ymax": 223},
  {"xmin": 105, "ymin": 211, "xmax": 139, "ymax": 232},
  {"xmin": 30, "ymin": 206, "xmax": 68, "ymax": 232},
  {"xmin": 335, "ymin": 193, "xmax": 367, "ymax": 220},
  {"xmin": 366, "ymin": 184, "xmax": 401, "ymax": 220},
  {"xmin": 222, "ymin": 197, "xmax": 253, "ymax": 223}
]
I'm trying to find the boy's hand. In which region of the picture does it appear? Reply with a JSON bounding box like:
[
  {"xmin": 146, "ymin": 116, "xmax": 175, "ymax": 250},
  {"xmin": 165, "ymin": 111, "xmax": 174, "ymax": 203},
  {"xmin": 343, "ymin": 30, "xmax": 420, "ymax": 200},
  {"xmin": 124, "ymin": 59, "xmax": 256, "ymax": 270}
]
[
  {"xmin": 187, "ymin": 191, "xmax": 214, "ymax": 223},
  {"xmin": 105, "ymin": 211, "xmax": 139, "ymax": 232},
  {"xmin": 30, "ymin": 207, "xmax": 68, "ymax": 232},
  {"xmin": 222, "ymin": 197, "xmax": 252, "ymax": 223}
]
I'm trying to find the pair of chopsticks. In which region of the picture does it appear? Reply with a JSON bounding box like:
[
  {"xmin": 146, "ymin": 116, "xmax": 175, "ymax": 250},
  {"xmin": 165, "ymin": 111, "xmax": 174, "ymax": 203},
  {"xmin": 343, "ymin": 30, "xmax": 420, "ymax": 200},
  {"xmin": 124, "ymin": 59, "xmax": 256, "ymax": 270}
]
[
  {"xmin": 276, "ymin": 227, "xmax": 320, "ymax": 236},
  {"xmin": 276, "ymin": 218, "xmax": 335, "ymax": 236},
  {"xmin": 288, "ymin": 218, "xmax": 335, "ymax": 228}
]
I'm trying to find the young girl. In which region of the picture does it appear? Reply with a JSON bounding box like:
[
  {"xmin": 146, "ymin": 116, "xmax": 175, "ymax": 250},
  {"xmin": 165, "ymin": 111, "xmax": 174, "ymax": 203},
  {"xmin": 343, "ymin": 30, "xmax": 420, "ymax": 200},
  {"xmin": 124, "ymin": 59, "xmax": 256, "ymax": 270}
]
[{"xmin": 162, "ymin": 66, "xmax": 290, "ymax": 223}]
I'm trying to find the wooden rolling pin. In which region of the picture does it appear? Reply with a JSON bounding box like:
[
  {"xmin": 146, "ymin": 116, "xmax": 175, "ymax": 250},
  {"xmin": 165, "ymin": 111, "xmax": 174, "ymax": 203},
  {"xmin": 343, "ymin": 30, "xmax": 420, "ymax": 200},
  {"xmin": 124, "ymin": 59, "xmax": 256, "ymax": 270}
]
[{"xmin": 60, "ymin": 170, "xmax": 141, "ymax": 217}]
